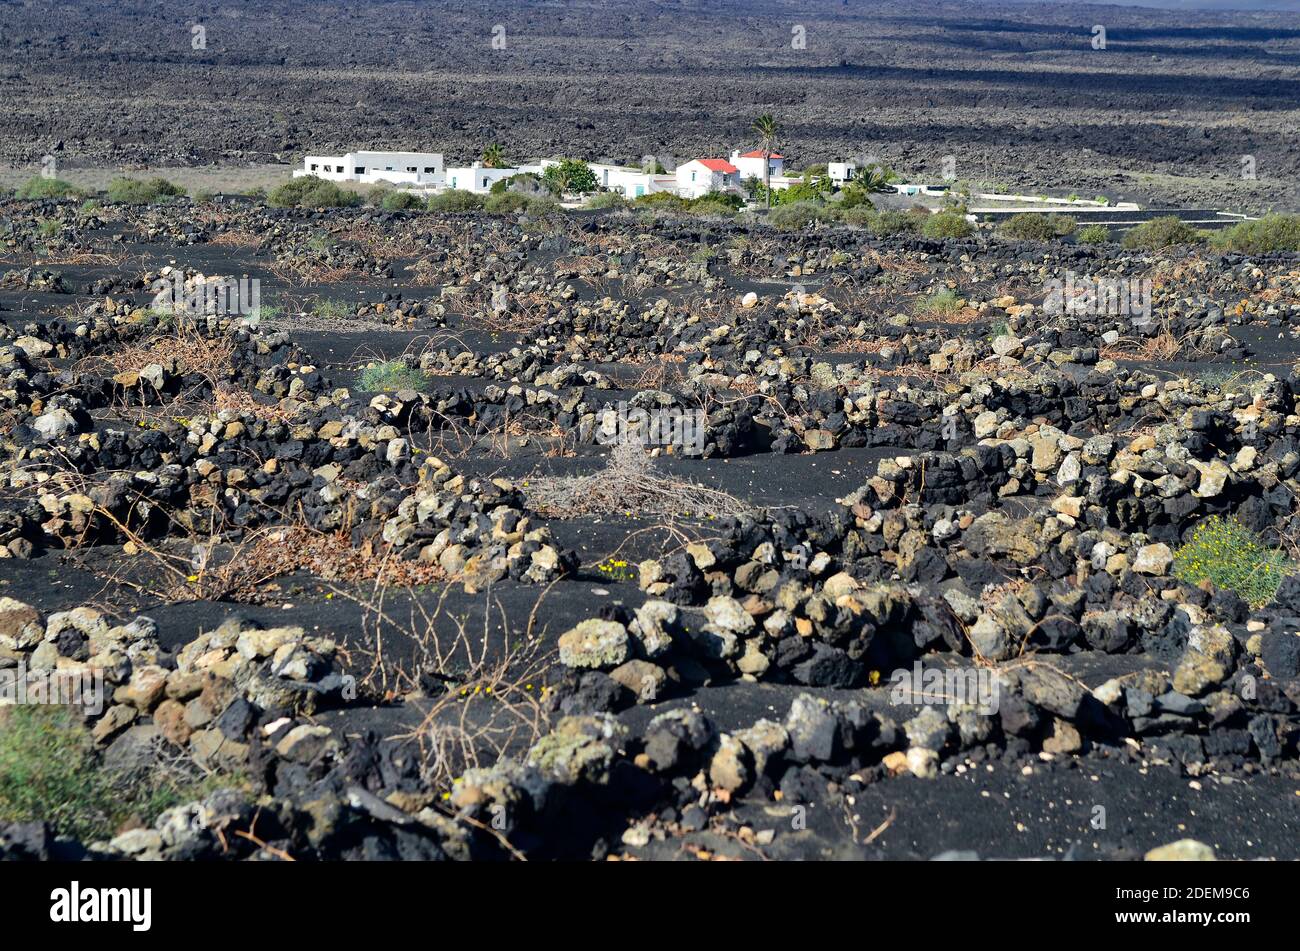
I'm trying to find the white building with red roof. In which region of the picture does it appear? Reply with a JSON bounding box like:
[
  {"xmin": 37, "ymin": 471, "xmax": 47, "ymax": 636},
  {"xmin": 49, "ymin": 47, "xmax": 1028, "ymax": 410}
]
[
  {"xmin": 731, "ymin": 148, "xmax": 785, "ymax": 182},
  {"xmin": 675, "ymin": 158, "xmax": 741, "ymax": 199}
]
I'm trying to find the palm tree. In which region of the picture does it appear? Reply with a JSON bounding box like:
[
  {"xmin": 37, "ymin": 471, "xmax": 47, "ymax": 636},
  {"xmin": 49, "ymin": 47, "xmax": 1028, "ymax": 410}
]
[
  {"xmin": 481, "ymin": 143, "xmax": 506, "ymax": 169},
  {"xmin": 752, "ymin": 113, "xmax": 779, "ymax": 209}
]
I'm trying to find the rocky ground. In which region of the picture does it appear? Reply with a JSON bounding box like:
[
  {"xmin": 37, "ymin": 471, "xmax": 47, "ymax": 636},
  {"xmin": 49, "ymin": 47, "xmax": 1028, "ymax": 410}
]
[
  {"xmin": 0, "ymin": 187, "xmax": 1297, "ymax": 862},
  {"xmin": 2, "ymin": 0, "xmax": 1299, "ymax": 210}
]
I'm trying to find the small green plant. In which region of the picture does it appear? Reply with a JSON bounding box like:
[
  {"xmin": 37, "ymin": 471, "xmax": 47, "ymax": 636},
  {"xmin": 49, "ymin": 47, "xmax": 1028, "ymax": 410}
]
[
  {"xmin": 594, "ymin": 558, "xmax": 636, "ymax": 583},
  {"xmin": 0, "ymin": 706, "xmax": 117, "ymax": 840},
  {"xmin": 914, "ymin": 288, "xmax": 964, "ymax": 317},
  {"xmin": 0, "ymin": 706, "xmax": 241, "ymax": 841},
  {"xmin": 306, "ymin": 233, "xmax": 335, "ymax": 254},
  {"xmin": 1208, "ymin": 214, "xmax": 1300, "ymax": 254},
  {"xmin": 485, "ymin": 191, "xmax": 532, "ymax": 214},
  {"xmin": 1172, "ymin": 516, "xmax": 1294, "ymax": 606},
  {"xmin": 312, "ymin": 298, "xmax": 350, "ymax": 319},
  {"xmin": 988, "ymin": 319, "xmax": 1011, "ymax": 339},
  {"xmin": 767, "ymin": 201, "xmax": 839, "ymax": 230},
  {"xmin": 105, "ymin": 177, "xmax": 184, "ymax": 204},
  {"xmin": 1076, "ymin": 224, "xmax": 1110, "ymax": 245},
  {"xmin": 268, "ymin": 176, "xmax": 363, "ymax": 209},
  {"xmin": 36, "ymin": 219, "xmax": 61, "ymax": 238},
  {"xmin": 358, "ymin": 360, "xmax": 430, "ymax": 392},
  {"xmin": 1191, "ymin": 367, "xmax": 1248, "ymax": 392},
  {"xmin": 15, "ymin": 176, "xmax": 83, "ymax": 200},
  {"xmin": 380, "ymin": 189, "xmax": 425, "ymax": 211},
  {"xmin": 1121, "ymin": 216, "xmax": 1204, "ymax": 250},
  {"xmin": 191, "ymin": 189, "xmax": 216, "ymax": 204},
  {"xmin": 999, "ymin": 213, "xmax": 1077, "ymax": 241},
  {"xmin": 583, "ymin": 191, "xmax": 628, "ymax": 211},
  {"xmin": 869, "ymin": 210, "xmax": 919, "ymax": 236},
  {"xmin": 427, "ymin": 189, "xmax": 486, "ymax": 212},
  {"xmin": 920, "ymin": 210, "xmax": 974, "ymax": 239}
]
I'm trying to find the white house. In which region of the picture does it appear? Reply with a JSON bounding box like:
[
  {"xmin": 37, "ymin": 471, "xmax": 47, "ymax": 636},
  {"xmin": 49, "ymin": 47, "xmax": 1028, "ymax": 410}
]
[
  {"xmin": 675, "ymin": 158, "xmax": 741, "ymax": 200},
  {"xmin": 295, "ymin": 151, "xmax": 445, "ymax": 188},
  {"xmin": 442, "ymin": 163, "xmax": 544, "ymax": 194},
  {"xmin": 580, "ymin": 162, "xmax": 676, "ymax": 199},
  {"xmin": 829, "ymin": 162, "xmax": 857, "ymax": 186},
  {"xmin": 730, "ymin": 149, "xmax": 784, "ymax": 182}
]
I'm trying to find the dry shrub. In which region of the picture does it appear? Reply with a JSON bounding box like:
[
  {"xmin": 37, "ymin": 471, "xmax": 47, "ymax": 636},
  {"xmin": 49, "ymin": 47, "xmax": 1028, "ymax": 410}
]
[
  {"xmin": 524, "ymin": 439, "xmax": 753, "ymax": 519},
  {"xmin": 349, "ymin": 584, "xmax": 555, "ymax": 793},
  {"xmin": 210, "ymin": 383, "xmax": 299, "ymax": 424},
  {"xmin": 101, "ymin": 320, "xmax": 238, "ymax": 386}
]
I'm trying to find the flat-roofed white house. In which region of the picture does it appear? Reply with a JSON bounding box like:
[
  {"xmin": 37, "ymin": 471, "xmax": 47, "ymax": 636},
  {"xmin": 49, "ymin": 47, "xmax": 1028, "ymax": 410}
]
[
  {"xmin": 443, "ymin": 162, "xmax": 545, "ymax": 194},
  {"xmin": 582, "ymin": 162, "xmax": 676, "ymax": 199},
  {"xmin": 730, "ymin": 149, "xmax": 784, "ymax": 182},
  {"xmin": 295, "ymin": 151, "xmax": 445, "ymax": 188},
  {"xmin": 676, "ymin": 158, "xmax": 742, "ymax": 200},
  {"xmin": 828, "ymin": 161, "xmax": 858, "ymax": 185}
]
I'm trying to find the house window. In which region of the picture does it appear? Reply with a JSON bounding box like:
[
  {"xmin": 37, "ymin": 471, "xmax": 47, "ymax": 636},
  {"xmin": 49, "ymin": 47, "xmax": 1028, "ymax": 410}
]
[
  {"xmin": 483, "ymin": 177, "xmax": 489, "ymax": 188},
  {"xmin": 310, "ymin": 163, "xmax": 318, "ymax": 171},
  {"xmin": 406, "ymin": 166, "xmax": 416, "ymax": 172},
  {"xmin": 691, "ymin": 171, "xmax": 696, "ymax": 182},
  {"xmin": 385, "ymin": 166, "xmax": 393, "ymax": 171},
  {"xmin": 355, "ymin": 167, "xmax": 366, "ymax": 175},
  {"xmin": 422, "ymin": 167, "xmax": 434, "ymax": 173}
]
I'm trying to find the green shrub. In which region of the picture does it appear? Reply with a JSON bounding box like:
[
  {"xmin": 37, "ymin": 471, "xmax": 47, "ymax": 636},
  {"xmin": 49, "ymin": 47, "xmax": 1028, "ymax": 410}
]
[
  {"xmin": 485, "ymin": 191, "xmax": 532, "ymax": 214},
  {"xmin": 634, "ymin": 191, "xmax": 688, "ymax": 210},
  {"xmin": 105, "ymin": 177, "xmax": 184, "ymax": 204},
  {"xmin": 1121, "ymin": 216, "xmax": 1204, "ymax": 250},
  {"xmin": 490, "ymin": 172, "xmax": 551, "ymax": 196},
  {"xmin": 775, "ymin": 178, "xmax": 832, "ymax": 205},
  {"xmin": 268, "ymin": 176, "xmax": 362, "ymax": 208},
  {"xmin": 869, "ymin": 210, "xmax": 920, "ymax": 236},
  {"xmin": 921, "ymin": 211, "xmax": 974, "ymax": 239},
  {"xmin": 15, "ymin": 176, "xmax": 83, "ymax": 200},
  {"xmin": 688, "ymin": 198, "xmax": 739, "ymax": 218},
  {"xmin": 191, "ymin": 189, "xmax": 216, "ymax": 204},
  {"xmin": 36, "ymin": 219, "xmax": 60, "ymax": 238},
  {"xmin": 1209, "ymin": 214, "xmax": 1300, "ymax": 255},
  {"xmin": 767, "ymin": 201, "xmax": 840, "ymax": 230},
  {"xmin": 0, "ymin": 706, "xmax": 117, "ymax": 840},
  {"xmin": 312, "ymin": 298, "xmax": 350, "ymax": 319},
  {"xmin": 1172, "ymin": 516, "xmax": 1294, "ymax": 606},
  {"xmin": 523, "ymin": 195, "xmax": 563, "ymax": 217},
  {"xmin": 358, "ymin": 360, "xmax": 430, "ymax": 392},
  {"xmin": 1076, "ymin": 224, "xmax": 1111, "ymax": 245},
  {"xmin": 914, "ymin": 288, "xmax": 964, "ymax": 317},
  {"xmin": 839, "ymin": 205, "xmax": 877, "ymax": 227},
  {"xmin": 692, "ymin": 191, "xmax": 743, "ymax": 211},
  {"xmin": 583, "ymin": 191, "xmax": 627, "ymax": 210},
  {"xmin": 1000, "ymin": 213, "xmax": 1077, "ymax": 240},
  {"xmin": 0, "ymin": 706, "xmax": 240, "ymax": 841},
  {"xmin": 380, "ymin": 189, "xmax": 425, "ymax": 211},
  {"xmin": 426, "ymin": 189, "xmax": 485, "ymax": 213},
  {"xmin": 542, "ymin": 159, "xmax": 598, "ymax": 195}
]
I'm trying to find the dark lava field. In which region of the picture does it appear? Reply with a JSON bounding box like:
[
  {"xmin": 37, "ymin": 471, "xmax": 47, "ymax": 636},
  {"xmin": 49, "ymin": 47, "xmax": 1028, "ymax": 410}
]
[
  {"xmin": 2, "ymin": 0, "xmax": 1299, "ymax": 209},
  {"xmin": 0, "ymin": 0, "xmax": 1297, "ymax": 867}
]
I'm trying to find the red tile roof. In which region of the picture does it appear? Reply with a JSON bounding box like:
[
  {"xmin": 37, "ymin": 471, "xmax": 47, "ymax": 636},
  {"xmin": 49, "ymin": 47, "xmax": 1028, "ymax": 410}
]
[
  {"xmin": 697, "ymin": 158, "xmax": 738, "ymax": 174},
  {"xmin": 741, "ymin": 150, "xmax": 783, "ymax": 159}
]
